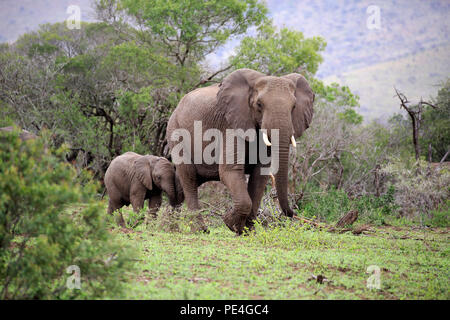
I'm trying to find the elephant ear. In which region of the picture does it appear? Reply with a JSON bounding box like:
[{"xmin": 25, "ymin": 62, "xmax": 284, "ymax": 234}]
[
  {"xmin": 216, "ymin": 68, "xmax": 265, "ymax": 130},
  {"xmin": 134, "ymin": 155, "xmax": 158, "ymax": 190},
  {"xmin": 282, "ymin": 73, "xmax": 315, "ymax": 138}
]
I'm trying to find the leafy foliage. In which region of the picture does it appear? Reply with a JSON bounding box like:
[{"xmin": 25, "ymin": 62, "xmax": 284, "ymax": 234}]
[
  {"xmin": 119, "ymin": 0, "xmax": 268, "ymax": 60},
  {"xmin": 421, "ymin": 80, "xmax": 450, "ymax": 162},
  {"xmin": 298, "ymin": 186, "xmax": 398, "ymax": 225},
  {"xmin": 230, "ymin": 23, "xmax": 325, "ymax": 75},
  {"xmin": 0, "ymin": 129, "xmax": 135, "ymax": 299}
]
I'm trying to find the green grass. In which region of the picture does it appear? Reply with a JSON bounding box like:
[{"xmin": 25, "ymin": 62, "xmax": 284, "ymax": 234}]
[{"xmin": 107, "ymin": 206, "xmax": 449, "ymax": 300}]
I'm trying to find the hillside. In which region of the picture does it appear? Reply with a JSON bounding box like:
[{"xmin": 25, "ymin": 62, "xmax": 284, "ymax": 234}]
[{"xmin": 323, "ymin": 43, "xmax": 450, "ymax": 121}]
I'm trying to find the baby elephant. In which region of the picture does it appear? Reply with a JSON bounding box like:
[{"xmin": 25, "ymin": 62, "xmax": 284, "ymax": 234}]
[{"xmin": 104, "ymin": 152, "xmax": 184, "ymax": 226}]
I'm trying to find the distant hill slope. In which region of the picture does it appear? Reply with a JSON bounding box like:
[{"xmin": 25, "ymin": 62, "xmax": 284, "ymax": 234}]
[{"xmin": 323, "ymin": 43, "xmax": 450, "ymax": 121}]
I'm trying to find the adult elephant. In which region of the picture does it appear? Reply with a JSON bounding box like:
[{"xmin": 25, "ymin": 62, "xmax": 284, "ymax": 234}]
[
  {"xmin": 167, "ymin": 69, "xmax": 314, "ymax": 235},
  {"xmin": 104, "ymin": 152, "xmax": 184, "ymax": 226}
]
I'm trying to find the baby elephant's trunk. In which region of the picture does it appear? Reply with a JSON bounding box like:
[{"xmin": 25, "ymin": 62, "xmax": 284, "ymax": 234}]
[{"xmin": 174, "ymin": 173, "xmax": 185, "ymax": 206}]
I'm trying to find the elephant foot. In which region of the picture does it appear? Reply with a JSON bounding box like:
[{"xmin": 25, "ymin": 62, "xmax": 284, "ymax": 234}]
[
  {"xmin": 144, "ymin": 213, "xmax": 157, "ymax": 225},
  {"xmin": 191, "ymin": 223, "xmax": 209, "ymax": 234},
  {"xmin": 186, "ymin": 212, "xmax": 209, "ymax": 234},
  {"xmin": 282, "ymin": 207, "xmax": 295, "ymax": 218},
  {"xmin": 189, "ymin": 223, "xmax": 209, "ymax": 234},
  {"xmin": 195, "ymin": 214, "xmax": 209, "ymax": 234},
  {"xmin": 244, "ymin": 218, "xmax": 256, "ymax": 234},
  {"xmin": 222, "ymin": 210, "xmax": 247, "ymax": 235},
  {"xmin": 243, "ymin": 209, "xmax": 258, "ymax": 233},
  {"xmin": 116, "ymin": 212, "xmax": 126, "ymax": 228}
]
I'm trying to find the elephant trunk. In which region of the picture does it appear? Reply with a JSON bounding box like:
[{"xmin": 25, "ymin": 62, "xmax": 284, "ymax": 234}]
[
  {"xmin": 161, "ymin": 180, "xmax": 178, "ymax": 208},
  {"xmin": 274, "ymin": 141, "xmax": 294, "ymax": 217},
  {"xmin": 263, "ymin": 116, "xmax": 295, "ymax": 217},
  {"xmin": 166, "ymin": 186, "xmax": 178, "ymax": 208},
  {"xmin": 174, "ymin": 173, "xmax": 185, "ymax": 206}
]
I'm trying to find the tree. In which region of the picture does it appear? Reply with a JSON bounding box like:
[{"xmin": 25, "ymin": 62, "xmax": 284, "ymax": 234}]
[
  {"xmin": 230, "ymin": 23, "xmax": 326, "ymax": 75},
  {"xmin": 0, "ymin": 22, "xmax": 148, "ymax": 176},
  {"xmin": 118, "ymin": 0, "xmax": 267, "ymax": 65},
  {"xmin": 421, "ymin": 80, "xmax": 450, "ymax": 162},
  {"xmin": 394, "ymin": 88, "xmax": 437, "ymax": 161}
]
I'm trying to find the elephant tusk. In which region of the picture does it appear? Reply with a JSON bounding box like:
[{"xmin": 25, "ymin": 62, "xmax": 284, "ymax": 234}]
[
  {"xmin": 269, "ymin": 173, "xmax": 276, "ymax": 188},
  {"xmin": 262, "ymin": 131, "xmax": 272, "ymax": 146},
  {"xmin": 291, "ymin": 136, "xmax": 297, "ymax": 148}
]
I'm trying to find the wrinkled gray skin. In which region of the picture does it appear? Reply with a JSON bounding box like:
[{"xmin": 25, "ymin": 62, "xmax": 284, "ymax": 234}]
[
  {"xmin": 167, "ymin": 69, "xmax": 314, "ymax": 235},
  {"xmin": 104, "ymin": 152, "xmax": 184, "ymax": 226},
  {"xmin": 0, "ymin": 126, "xmax": 37, "ymax": 141}
]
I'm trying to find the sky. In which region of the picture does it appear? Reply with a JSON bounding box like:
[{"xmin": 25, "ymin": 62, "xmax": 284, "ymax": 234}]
[{"xmin": 0, "ymin": 0, "xmax": 449, "ymax": 120}]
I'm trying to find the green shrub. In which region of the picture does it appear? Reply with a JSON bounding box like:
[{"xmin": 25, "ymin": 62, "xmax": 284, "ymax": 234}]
[
  {"xmin": 424, "ymin": 202, "xmax": 449, "ymax": 228},
  {"xmin": 0, "ymin": 129, "xmax": 136, "ymax": 299},
  {"xmin": 299, "ymin": 187, "xmax": 351, "ymax": 222},
  {"xmin": 297, "ymin": 186, "xmax": 398, "ymax": 224}
]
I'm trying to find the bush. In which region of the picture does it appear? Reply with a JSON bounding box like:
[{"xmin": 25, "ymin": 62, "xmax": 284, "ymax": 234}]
[
  {"xmin": 425, "ymin": 203, "xmax": 449, "ymax": 227},
  {"xmin": 297, "ymin": 186, "xmax": 398, "ymax": 225},
  {"xmin": 0, "ymin": 129, "xmax": 136, "ymax": 299},
  {"xmin": 381, "ymin": 157, "xmax": 450, "ymax": 223}
]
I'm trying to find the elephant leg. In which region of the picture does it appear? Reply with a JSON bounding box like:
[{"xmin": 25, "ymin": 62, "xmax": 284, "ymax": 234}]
[
  {"xmin": 141, "ymin": 193, "xmax": 162, "ymax": 226},
  {"xmin": 176, "ymin": 164, "xmax": 200, "ymax": 210},
  {"xmin": 220, "ymin": 168, "xmax": 252, "ymax": 235},
  {"xmin": 130, "ymin": 184, "xmax": 146, "ymax": 213},
  {"xmin": 107, "ymin": 198, "xmax": 123, "ymax": 215},
  {"xmin": 126, "ymin": 188, "xmax": 146, "ymax": 228},
  {"xmin": 148, "ymin": 193, "xmax": 162, "ymax": 218},
  {"xmin": 108, "ymin": 200, "xmax": 126, "ymax": 228},
  {"xmin": 107, "ymin": 190, "xmax": 126, "ymax": 227},
  {"xmin": 245, "ymin": 166, "xmax": 270, "ymax": 231},
  {"xmin": 176, "ymin": 164, "xmax": 208, "ymax": 233}
]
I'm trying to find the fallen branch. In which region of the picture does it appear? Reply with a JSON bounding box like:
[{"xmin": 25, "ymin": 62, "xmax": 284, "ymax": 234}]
[
  {"xmin": 292, "ymin": 215, "xmax": 324, "ymax": 228},
  {"xmin": 335, "ymin": 210, "xmax": 359, "ymax": 228},
  {"xmin": 292, "ymin": 210, "xmax": 369, "ymax": 235},
  {"xmin": 351, "ymin": 224, "xmax": 374, "ymax": 235}
]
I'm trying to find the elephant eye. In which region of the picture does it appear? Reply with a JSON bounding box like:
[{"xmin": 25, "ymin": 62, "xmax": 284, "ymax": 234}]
[
  {"xmin": 292, "ymin": 103, "xmax": 296, "ymax": 109},
  {"xmin": 257, "ymin": 101, "xmax": 263, "ymax": 111}
]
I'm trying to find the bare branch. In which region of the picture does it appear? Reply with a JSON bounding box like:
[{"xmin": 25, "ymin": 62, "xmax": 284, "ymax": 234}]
[
  {"xmin": 191, "ymin": 65, "xmax": 232, "ymax": 90},
  {"xmin": 440, "ymin": 149, "xmax": 450, "ymax": 163}
]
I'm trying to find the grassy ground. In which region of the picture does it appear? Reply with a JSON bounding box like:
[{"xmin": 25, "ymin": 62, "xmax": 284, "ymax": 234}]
[{"xmin": 108, "ymin": 205, "xmax": 449, "ymax": 300}]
